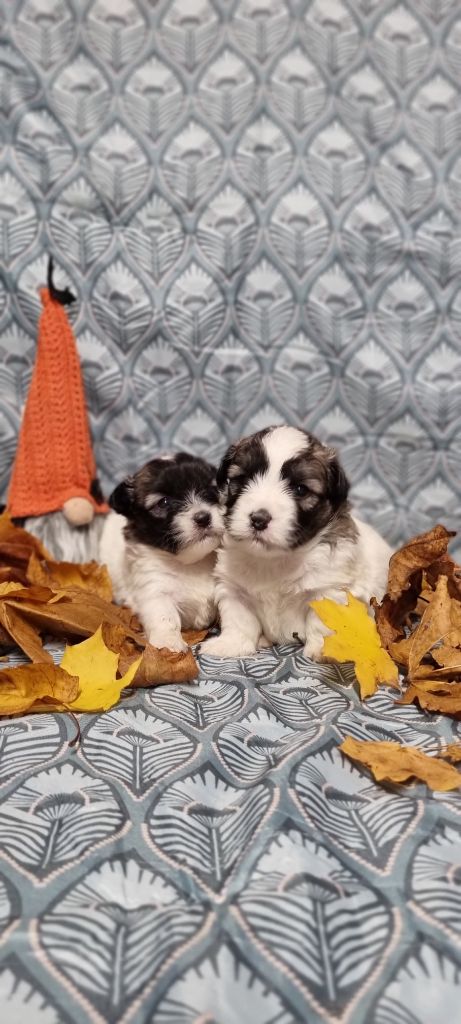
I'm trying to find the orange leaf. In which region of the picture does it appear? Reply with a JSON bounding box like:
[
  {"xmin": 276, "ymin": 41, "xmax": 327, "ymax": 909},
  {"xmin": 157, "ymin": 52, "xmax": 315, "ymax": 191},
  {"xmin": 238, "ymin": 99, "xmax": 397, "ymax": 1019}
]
[
  {"xmin": 129, "ymin": 644, "xmax": 199, "ymax": 687},
  {"xmin": 0, "ymin": 511, "xmax": 52, "ymax": 566},
  {"xmin": 340, "ymin": 735, "xmax": 461, "ymax": 791},
  {"xmin": 27, "ymin": 551, "xmax": 113, "ymax": 601},
  {"xmin": 0, "ymin": 663, "xmax": 79, "ymax": 715},
  {"xmin": 400, "ymin": 678, "xmax": 461, "ymax": 715},
  {"xmin": 386, "ymin": 525, "xmax": 455, "ymax": 602},
  {"xmin": 407, "ymin": 576, "xmax": 456, "ymax": 678}
]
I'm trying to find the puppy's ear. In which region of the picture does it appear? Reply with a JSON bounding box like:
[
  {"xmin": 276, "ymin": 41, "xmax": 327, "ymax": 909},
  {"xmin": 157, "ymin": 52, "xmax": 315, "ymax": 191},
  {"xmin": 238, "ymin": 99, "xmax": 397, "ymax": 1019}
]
[
  {"xmin": 216, "ymin": 443, "xmax": 238, "ymax": 491},
  {"xmin": 325, "ymin": 450, "xmax": 350, "ymax": 508},
  {"xmin": 109, "ymin": 477, "xmax": 135, "ymax": 516}
]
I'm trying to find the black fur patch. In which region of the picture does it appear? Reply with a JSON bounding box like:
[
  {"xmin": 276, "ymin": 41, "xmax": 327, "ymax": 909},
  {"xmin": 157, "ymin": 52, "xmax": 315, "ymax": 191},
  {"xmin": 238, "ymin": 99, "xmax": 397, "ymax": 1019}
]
[
  {"xmin": 217, "ymin": 428, "xmax": 270, "ymax": 511},
  {"xmin": 281, "ymin": 442, "xmax": 352, "ymax": 547},
  {"xmin": 109, "ymin": 453, "xmax": 219, "ymax": 553}
]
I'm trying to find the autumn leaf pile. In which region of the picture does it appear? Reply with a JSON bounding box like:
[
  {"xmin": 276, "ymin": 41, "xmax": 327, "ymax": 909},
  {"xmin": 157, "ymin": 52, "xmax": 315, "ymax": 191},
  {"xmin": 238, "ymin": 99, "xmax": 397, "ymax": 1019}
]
[
  {"xmin": 313, "ymin": 524, "xmax": 461, "ymax": 792},
  {"xmin": 0, "ymin": 512, "xmax": 203, "ymax": 716}
]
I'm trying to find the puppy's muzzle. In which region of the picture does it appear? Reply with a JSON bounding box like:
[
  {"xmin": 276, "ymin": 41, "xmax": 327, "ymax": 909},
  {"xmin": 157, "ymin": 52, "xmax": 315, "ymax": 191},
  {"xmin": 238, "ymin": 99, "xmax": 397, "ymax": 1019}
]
[{"xmin": 250, "ymin": 509, "xmax": 272, "ymax": 532}]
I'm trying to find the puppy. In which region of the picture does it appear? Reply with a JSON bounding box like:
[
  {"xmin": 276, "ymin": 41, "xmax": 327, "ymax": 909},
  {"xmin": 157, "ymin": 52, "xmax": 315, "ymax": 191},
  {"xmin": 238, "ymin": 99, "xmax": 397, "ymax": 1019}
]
[
  {"xmin": 100, "ymin": 453, "xmax": 224, "ymax": 652},
  {"xmin": 200, "ymin": 425, "xmax": 392, "ymax": 660}
]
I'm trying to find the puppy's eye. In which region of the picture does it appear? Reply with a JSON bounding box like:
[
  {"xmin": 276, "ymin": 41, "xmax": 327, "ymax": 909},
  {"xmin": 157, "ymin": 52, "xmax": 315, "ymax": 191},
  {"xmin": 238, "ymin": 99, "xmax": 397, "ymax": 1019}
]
[
  {"xmin": 157, "ymin": 497, "xmax": 170, "ymax": 508},
  {"xmin": 149, "ymin": 496, "xmax": 170, "ymax": 512},
  {"xmin": 294, "ymin": 483, "xmax": 309, "ymax": 497}
]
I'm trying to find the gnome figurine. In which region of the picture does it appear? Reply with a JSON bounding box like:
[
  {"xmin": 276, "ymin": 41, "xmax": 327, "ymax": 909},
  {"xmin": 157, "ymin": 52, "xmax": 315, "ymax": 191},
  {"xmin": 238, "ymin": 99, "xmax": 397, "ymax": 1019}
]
[{"xmin": 7, "ymin": 258, "xmax": 108, "ymax": 534}]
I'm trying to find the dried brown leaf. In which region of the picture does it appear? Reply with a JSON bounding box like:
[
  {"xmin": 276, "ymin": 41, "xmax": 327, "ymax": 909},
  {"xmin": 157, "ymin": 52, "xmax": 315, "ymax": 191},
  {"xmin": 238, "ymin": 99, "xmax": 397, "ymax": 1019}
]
[
  {"xmin": 27, "ymin": 552, "xmax": 112, "ymax": 601},
  {"xmin": 443, "ymin": 744, "xmax": 461, "ymax": 764},
  {"xmin": 130, "ymin": 644, "xmax": 199, "ymax": 687},
  {"xmin": 387, "ymin": 525, "xmax": 455, "ymax": 602},
  {"xmin": 0, "ymin": 663, "xmax": 79, "ymax": 715},
  {"xmin": 0, "ymin": 603, "xmax": 52, "ymax": 663},
  {"xmin": 0, "ymin": 512, "xmax": 52, "ymax": 568},
  {"xmin": 340, "ymin": 735, "xmax": 461, "ymax": 791},
  {"xmin": 400, "ymin": 678, "xmax": 461, "ymax": 715},
  {"xmin": 407, "ymin": 577, "xmax": 458, "ymax": 678},
  {"xmin": 432, "ymin": 645, "xmax": 461, "ymax": 671},
  {"xmin": 388, "ymin": 634, "xmax": 414, "ymax": 669},
  {"xmin": 182, "ymin": 628, "xmax": 208, "ymax": 646},
  {"xmin": 372, "ymin": 590, "xmax": 417, "ymax": 651}
]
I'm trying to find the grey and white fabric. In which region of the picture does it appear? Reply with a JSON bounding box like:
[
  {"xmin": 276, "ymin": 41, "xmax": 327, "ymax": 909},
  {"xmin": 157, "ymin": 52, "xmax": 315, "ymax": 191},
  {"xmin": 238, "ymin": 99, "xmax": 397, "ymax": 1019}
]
[{"xmin": 1, "ymin": 2, "xmax": 461, "ymax": 1022}]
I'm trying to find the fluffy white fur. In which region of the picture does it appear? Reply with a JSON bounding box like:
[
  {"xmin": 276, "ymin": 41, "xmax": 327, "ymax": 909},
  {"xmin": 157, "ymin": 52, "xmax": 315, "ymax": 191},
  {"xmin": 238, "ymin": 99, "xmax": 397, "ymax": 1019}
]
[
  {"xmin": 200, "ymin": 427, "xmax": 392, "ymax": 660},
  {"xmin": 100, "ymin": 511, "xmax": 220, "ymax": 652}
]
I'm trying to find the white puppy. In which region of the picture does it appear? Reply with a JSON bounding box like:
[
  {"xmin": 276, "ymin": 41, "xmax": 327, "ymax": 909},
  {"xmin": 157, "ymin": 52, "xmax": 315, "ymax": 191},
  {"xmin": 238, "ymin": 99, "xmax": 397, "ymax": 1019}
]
[
  {"xmin": 100, "ymin": 453, "xmax": 223, "ymax": 652},
  {"xmin": 200, "ymin": 426, "xmax": 392, "ymax": 660}
]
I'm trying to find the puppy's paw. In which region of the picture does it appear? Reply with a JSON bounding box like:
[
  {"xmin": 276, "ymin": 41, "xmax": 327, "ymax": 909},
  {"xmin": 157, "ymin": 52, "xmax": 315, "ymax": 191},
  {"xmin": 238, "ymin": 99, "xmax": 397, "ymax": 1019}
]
[
  {"xmin": 303, "ymin": 636, "xmax": 325, "ymax": 662},
  {"xmin": 148, "ymin": 633, "xmax": 188, "ymax": 654},
  {"xmin": 200, "ymin": 634, "xmax": 258, "ymax": 659},
  {"xmin": 258, "ymin": 634, "xmax": 272, "ymax": 650}
]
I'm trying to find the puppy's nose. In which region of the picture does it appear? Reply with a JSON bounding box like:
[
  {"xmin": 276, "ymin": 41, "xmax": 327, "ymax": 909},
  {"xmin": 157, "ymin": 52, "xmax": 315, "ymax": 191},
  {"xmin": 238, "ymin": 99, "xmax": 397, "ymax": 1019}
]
[
  {"xmin": 250, "ymin": 509, "xmax": 272, "ymax": 532},
  {"xmin": 193, "ymin": 510, "xmax": 211, "ymax": 528}
]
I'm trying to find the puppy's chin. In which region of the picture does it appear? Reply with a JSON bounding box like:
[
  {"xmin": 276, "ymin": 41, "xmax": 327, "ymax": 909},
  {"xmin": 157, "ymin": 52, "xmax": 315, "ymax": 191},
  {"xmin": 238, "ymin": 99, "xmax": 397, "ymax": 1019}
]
[
  {"xmin": 226, "ymin": 530, "xmax": 290, "ymax": 559},
  {"xmin": 175, "ymin": 535, "xmax": 220, "ymax": 565}
]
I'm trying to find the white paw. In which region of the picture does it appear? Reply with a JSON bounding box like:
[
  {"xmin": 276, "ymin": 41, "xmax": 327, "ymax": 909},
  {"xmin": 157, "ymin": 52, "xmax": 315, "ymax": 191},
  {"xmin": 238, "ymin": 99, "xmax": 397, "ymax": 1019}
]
[
  {"xmin": 258, "ymin": 634, "xmax": 272, "ymax": 650},
  {"xmin": 303, "ymin": 636, "xmax": 325, "ymax": 662},
  {"xmin": 200, "ymin": 634, "xmax": 258, "ymax": 659},
  {"xmin": 148, "ymin": 633, "xmax": 188, "ymax": 654}
]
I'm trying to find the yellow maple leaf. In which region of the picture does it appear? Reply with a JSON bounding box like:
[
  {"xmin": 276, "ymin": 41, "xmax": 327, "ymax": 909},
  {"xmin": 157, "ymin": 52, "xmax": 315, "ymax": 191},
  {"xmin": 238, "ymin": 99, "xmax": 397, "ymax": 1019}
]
[
  {"xmin": 61, "ymin": 626, "xmax": 141, "ymax": 713},
  {"xmin": 340, "ymin": 736, "xmax": 461, "ymax": 792},
  {"xmin": 310, "ymin": 592, "xmax": 399, "ymax": 698}
]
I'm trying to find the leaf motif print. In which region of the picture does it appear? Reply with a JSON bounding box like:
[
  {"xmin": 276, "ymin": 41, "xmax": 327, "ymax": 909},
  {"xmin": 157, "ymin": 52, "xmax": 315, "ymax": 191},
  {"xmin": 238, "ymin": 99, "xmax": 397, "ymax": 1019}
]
[
  {"xmin": 293, "ymin": 745, "xmax": 421, "ymax": 872},
  {"xmin": 50, "ymin": 55, "xmax": 111, "ymax": 138},
  {"xmin": 0, "ymin": 966, "xmax": 67, "ymax": 1024},
  {"xmin": 132, "ymin": 338, "xmax": 191, "ymax": 422},
  {"xmin": 160, "ymin": 0, "xmax": 221, "ymax": 73},
  {"xmin": 91, "ymin": 261, "xmax": 151, "ymax": 351},
  {"xmin": 216, "ymin": 707, "xmax": 316, "ymax": 783},
  {"xmin": 152, "ymin": 941, "xmax": 297, "ymax": 1024},
  {"xmin": 373, "ymin": 942, "xmax": 461, "ymax": 1024},
  {"xmin": 410, "ymin": 823, "xmax": 461, "ymax": 942},
  {"xmin": 124, "ymin": 195, "xmax": 185, "ymax": 280},
  {"xmin": 0, "ymin": 172, "xmax": 38, "ymax": 266},
  {"xmin": 145, "ymin": 679, "xmax": 245, "ymax": 730},
  {"xmin": 162, "ymin": 121, "xmax": 223, "ymax": 210},
  {"xmin": 236, "ymin": 261, "xmax": 294, "ymax": 351},
  {"xmin": 0, "ymin": 872, "xmax": 19, "ymax": 934},
  {"xmin": 81, "ymin": 708, "xmax": 196, "ymax": 797},
  {"xmin": 238, "ymin": 829, "xmax": 393, "ymax": 1015},
  {"xmin": 233, "ymin": 0, "xmax": 290, "ymax": 64},
  {"xmin": 122, "ymin": 58, "xmax": 184, "ymax": 140},
  {"xmin": 165, "ymin": 263, "xmax": 225, "ymax": 355},
  {"xmin": 260, "ymin": 677, "xmax": 351, "ymax": 727},
  {"xmin": 146, "ymin": 765, "xmax": 273, "ymax": 892},
  {"xmin": 197, "ymin": 51, "xmax": 256, "ymax": 133},
  {"xmin": 85, "ymin": 0, "xmax": 146, "ymax": 71},
  {"xmin": 88, "ymin": 124, "xmax": 148, "ymax": 214},
  {"xmin": 197, "ymin": 187, "xmax": 257, "ymax": 278},
  {"xmin": 14, "ymin": 0, "xmax": 74, "ymax": 70},
  {"xmin": 236, "ymin": 116, "xmax": 293, "ymax": 202},
  {"xmin": 38, "ymin": 856, "xmax": 206, "ymax": 1022},
  {"xmin": 49, "ymin": 177, "xmax": 111, "ymax": 272},
  {"xmin": 0, "ymin": 715, "xmax": 65, "ymax": 785},
  {"xmin": 0, "ymin": 765, "xmax": 126, "ymax": 880}
]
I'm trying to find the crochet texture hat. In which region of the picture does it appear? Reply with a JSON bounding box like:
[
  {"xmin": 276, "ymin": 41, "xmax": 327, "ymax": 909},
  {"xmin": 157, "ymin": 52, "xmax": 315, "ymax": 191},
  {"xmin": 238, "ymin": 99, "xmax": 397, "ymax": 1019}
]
[{"xmin": 7, "ymin": 260, "xmax": 108, "ymax": 524}]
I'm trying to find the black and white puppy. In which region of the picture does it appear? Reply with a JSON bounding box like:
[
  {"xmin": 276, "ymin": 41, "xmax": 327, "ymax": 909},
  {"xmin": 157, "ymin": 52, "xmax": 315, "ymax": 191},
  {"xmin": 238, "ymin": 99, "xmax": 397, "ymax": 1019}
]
[
  {"xmin": 200, "ymin": 425, "xmax": 392, "ymax": 660},
  {"xmin": 100, "ymin": 453, "xmax": 224, "ymax": 652}
]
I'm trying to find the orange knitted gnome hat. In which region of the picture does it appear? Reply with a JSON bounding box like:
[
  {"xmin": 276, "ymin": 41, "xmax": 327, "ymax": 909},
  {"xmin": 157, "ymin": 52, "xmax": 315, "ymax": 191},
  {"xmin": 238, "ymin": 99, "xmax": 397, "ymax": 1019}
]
[{"xmin": 7, "ymin": 259, "xmax": 108, "ymax": 522}]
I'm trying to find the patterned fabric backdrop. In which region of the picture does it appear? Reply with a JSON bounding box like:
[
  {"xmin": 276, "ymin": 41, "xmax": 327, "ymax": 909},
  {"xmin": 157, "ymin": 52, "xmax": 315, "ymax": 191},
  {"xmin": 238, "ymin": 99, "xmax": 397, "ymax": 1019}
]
[
  {"xmin": 2, "ymin": 3, "xmax": 461, "ymax": 1024},
  {"xmin": 1, "ymin": 0, "xmax": 461, "ymax": 547}
]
